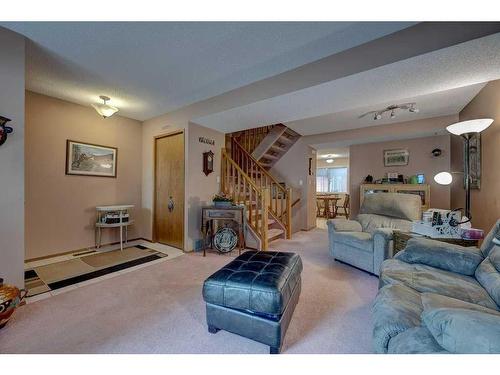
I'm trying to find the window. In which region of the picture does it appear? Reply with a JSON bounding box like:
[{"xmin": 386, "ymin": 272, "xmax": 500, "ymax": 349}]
[{"xmin": 316, "ymin": 167, "xmax": 348, "ymax": 193}]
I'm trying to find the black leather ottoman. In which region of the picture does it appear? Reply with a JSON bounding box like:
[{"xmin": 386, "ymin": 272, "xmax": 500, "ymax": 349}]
[{"xmin": 202, "ymin": 250, "xmax": 302, "ymax": 354}]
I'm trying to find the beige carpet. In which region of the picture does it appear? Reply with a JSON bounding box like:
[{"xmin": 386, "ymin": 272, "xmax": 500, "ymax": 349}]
[{"xmin": 1, "ymin": 227, "xmax": 378, "ymax": 354}]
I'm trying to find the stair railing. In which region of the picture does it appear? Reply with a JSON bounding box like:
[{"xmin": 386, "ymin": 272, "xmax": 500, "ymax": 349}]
[
  {"xmin": 230, "ymin": 138, "xmax": 292, "ymax": 239},
  {"xmin": 234, "ymin": 125, "xmax": 274, "ymax": 154},
  {"xmin": 221, "ymin": 148, "xmax": 269, "ymax": 249}
]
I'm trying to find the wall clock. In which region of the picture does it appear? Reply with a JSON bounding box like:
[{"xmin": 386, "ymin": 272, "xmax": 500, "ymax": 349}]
[{"xmin": 203, "ymin": 150, "xmax": 214, "ymax": 176}]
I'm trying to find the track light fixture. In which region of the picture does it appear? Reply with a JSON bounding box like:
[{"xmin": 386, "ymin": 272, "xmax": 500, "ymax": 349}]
[{"xmin": 360, "ymin": 102, "xmax": 419, "ymax": 121}]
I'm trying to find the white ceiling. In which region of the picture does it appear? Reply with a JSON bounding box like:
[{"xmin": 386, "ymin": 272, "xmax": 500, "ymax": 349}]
[
  {"xmin": 194, "ymin": 32, "xmax": 500, "ymax": 134},
  {"xmin": 1, "ymin": 21, "xmax": 415, "ymax": 121},
  {"xmin": 287, "ymin": 84, "xmax": 486, "ymax": 135}
]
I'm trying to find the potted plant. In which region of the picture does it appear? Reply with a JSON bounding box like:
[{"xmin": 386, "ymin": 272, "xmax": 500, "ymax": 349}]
[{"xmin": 213, "ymin": 193, "xmax": 233, "ymax": 208}]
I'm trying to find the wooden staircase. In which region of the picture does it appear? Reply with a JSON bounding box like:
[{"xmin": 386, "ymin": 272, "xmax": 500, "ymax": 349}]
[
  {"xmin": 252, "ymin": 124, "xmax": 301, "ymax": 170},
  {"xmin": 221, "ymin": 138, "xmax": 294, "ymax": 250},
  {"xmin": 229, "ymin": 124, "xmax": 301, "ymax": 170}
]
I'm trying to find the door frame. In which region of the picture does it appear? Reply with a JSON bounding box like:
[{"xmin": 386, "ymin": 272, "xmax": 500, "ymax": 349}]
[{"xmin": 152, "ymin": 129, "xmax": 185, "ymax": 250}]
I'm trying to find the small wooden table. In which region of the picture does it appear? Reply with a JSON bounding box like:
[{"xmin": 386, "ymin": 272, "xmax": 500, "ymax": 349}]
[
  {"xmin": 201, "ymin": 206, "xmax": 245, "ymax": 257},
  {"xmin": 95, "ymin": 205, "xmax": 135, "ymax": 251},
  {"xmin": 393, "ymin": 230, "xmax": 479, "ymax": 256},
  {"xmin": 317, "ymin": 196, "xmax": 341, "ymax": 218}
]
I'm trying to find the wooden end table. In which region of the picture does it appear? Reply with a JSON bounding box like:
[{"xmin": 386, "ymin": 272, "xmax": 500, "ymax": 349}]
[{"xmin": 393, "ymin": 230, "xmax": 479, "ymax": 256}]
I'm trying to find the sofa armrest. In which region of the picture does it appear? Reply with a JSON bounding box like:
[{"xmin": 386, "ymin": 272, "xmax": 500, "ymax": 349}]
[
  {"xmin": 327, "ymin": 219, "xmax": 362, "ymax": 232},
  {"xmin": 422, "ymin": 308, "xmax": 500, "ymax": 353},
  {"xmin": 373, "ymin": 228, "xmax": 395, "ymax": 276},
  {"xmin": 395, "ymin": 237, "xmax": 484, "ymax": 276}
]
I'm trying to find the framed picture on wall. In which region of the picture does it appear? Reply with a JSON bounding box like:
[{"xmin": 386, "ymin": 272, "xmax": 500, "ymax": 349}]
[
  {"xmin": 383, "ymin": 148, "xmax": 409, "ymax": 167},
  {"xmin": 66, "ymin": 140, "xmax": 118, "ymax": 177}
]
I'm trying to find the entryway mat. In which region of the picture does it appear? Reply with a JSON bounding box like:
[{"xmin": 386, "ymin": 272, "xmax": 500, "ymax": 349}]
[{"xmin": 25, "ymin": 246, "xmax": 167, "ymax": 297}]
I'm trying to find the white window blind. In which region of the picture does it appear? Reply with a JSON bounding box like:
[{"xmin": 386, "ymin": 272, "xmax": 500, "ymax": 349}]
[{"xmin": 316, "ymin": 167, "xmax": 348, "ymax": 193}]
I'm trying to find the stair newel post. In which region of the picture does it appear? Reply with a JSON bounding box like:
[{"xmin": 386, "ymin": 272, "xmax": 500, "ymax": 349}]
[
  {"xmin": 280, "ymin": 189, "xmax": 284, "ymax": 222},
  {"xmin": 286, "ymin": 187, "xmax": 292, "ymax": 239},
  {"xmin": 262, "ymin": 188, "xmax": 270, "ymax": 250},
  {"xmin": 243, "ymin": 177, "xmax": 247, "ymax": 209},
  {"xmin": 249, "ymin": 184, "xmax": 253, "ymax": 229},
  {"xmin": 221, "ymin": 149, "xmax": 226, "ymax": 193},
  {"xmin": 228, "ymin": 154, "xmax": 231, "ymax": 197},
  {"xmin": 236, "ymin": 169, "xmax": 241, "ymax": 205}
]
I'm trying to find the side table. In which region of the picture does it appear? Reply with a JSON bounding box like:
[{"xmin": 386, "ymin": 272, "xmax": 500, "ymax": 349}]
[
  {"xmin": 201, "ymin": 206, "xmax": 245, "ymax": 257},
  {"xmin": 393, "ymin": 230, "xmax": 479, "ymax": 256}
]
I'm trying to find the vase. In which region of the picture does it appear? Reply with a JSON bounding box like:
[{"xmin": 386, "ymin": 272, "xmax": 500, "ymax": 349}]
[{"xmin": 0, "ymin": 278, "xmax": 27, "ymax": 329}]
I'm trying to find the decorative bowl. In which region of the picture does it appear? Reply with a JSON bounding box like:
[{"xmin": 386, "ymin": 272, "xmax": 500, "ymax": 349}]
[{"xmin": 0, "ymin": 278, "xmax": 27, "ymax": 329}]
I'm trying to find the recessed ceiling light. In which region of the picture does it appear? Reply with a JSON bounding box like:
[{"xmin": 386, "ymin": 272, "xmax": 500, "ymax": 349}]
[
  {"xmin": 326, "ymin": 159, "xmax": 334, "ymax": 163},
  {"xmin": 92, "ymin": 95, "xmax": 119, "ymax": 118}
]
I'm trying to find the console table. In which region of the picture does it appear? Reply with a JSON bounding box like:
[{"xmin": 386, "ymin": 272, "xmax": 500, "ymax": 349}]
[
  {"xmin": 200, "ymin": 206, "xmax": 245, "ymax": 257},
  {"xmin": 393, "ymin": 230, "xmax": 479, "ymax": 256},
  {"xmin": 95, "ymin": 205, "xmax": 135, "ymax": 251}
]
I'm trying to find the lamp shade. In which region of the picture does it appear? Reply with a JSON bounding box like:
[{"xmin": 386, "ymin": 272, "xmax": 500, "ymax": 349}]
[
  {"xmin": 434, "ymin": 171, "xmax": 453, "ymax": 185},
  {"xmin": 92, "ymin": 96, "xmax": 119, "ymax": 118},
  {"xmin": 446, "ymin": 118, "xmax": 493, "ymax": 135}
]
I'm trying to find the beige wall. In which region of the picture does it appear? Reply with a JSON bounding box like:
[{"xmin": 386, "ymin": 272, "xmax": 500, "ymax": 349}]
[
  {"xmin": 270, "ymin": 140, "xmax": 317, "ymax": 232},
  {"xmin": 0, "ymin": 28, "xmax": 25, "ymax": 286},
  {"xmin": 187, "ymin": 122, "xmax": 225, "ymax": 250},
  {"xmin": 25, "ymin": 92, "xmax": 143, "ymax": 259},
  {"xmin": 452, "ymin": 80, "xmax": 500, "ymax": 233},
  {"xmin": 349, "ymin": 135, "xmax": 451, "ymax": 217}
]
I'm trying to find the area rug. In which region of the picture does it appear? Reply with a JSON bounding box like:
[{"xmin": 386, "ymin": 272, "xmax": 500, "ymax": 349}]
[{"xmin": 25, "ymin": 246, "xmax": 167, "ymax": 297}]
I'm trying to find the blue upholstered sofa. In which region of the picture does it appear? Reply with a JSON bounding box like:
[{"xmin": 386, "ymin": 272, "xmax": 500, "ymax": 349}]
[
  {"xmin": 327, "ymin": 193, "xmax": 421, "ymax": 275},
  {"xmin": 373, "ymin": 219, "xmax": 500, "ymax": 354}
]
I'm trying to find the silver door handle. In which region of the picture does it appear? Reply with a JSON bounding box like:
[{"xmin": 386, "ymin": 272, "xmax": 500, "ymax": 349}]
[{"xmin": 168, "ymin": 196, "xmax": 174, "ymax": 212}]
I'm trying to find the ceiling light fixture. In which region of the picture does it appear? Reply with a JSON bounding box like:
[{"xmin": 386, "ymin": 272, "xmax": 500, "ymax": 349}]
[
  {"xmin": 409, "ymin": 104, "xmax": 419, "ymax": 113},
  {"xmin": 325, "ymin": 159, "xmax": 334, "ymax": 164},
  {"xmin": 361, "ymin": 102, "xmax": 419, "ymax": 121},
  {"xmin": 92, "ymin": 95, "xmax": 119, "ymax": 118}
]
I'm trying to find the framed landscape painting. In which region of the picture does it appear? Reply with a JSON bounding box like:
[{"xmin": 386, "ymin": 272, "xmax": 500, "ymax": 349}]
[
  {"xmin": 383, "ymin": 148, "xmax": 409, "ymax": 167},
  {"xmin": 66, "ymin": 140, "xmax": 118, "ymax": 177}
]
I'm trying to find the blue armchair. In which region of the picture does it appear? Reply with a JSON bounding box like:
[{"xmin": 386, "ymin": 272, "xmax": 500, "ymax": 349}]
[{"xmin": 327, "ymin": 192, "xmax": 421, "ymax": 275}]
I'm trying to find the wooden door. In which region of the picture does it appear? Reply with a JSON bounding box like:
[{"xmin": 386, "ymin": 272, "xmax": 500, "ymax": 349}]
[{"xmin": 154, "ymin": 132, "xmax": 184, "ymax": 249}]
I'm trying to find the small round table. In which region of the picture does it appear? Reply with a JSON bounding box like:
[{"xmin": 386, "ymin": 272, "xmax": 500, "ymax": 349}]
[{"xmin": 317, "ymin": 196, "xmax": 341, "ymax": 218}]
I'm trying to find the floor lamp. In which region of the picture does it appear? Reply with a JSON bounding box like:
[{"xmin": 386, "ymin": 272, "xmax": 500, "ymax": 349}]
[{"xmin": 434, "ymin": 118, "xmax": 494, "ymax": 221}]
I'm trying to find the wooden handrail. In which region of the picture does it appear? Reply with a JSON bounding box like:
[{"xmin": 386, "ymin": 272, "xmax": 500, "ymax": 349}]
[
  {"xmin": 221, "ymin": 148, "xmax": 270, "ymax": 250},
  {"xmin": 230, "ymin": 138, "xmax": 291, "ymax": 240},
  {"xmin": 232, "ymin": 138, "xmax": 287, "ymax": 196},
  {"xmin": 222, "ymin": 148, "xmax": 261, "ymax": 191},
  {"xmin": 222, "ymin": 134, "xmax": 294, "ymax": 246}
]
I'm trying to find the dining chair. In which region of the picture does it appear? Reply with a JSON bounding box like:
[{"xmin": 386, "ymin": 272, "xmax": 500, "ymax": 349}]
[
  {"xmin": 335, "ymin": 193, "xmax": 350, "ymax": 219},
  {"xmin": 316, "ymin": 197, "xmax": 325, "ymax": 217}
]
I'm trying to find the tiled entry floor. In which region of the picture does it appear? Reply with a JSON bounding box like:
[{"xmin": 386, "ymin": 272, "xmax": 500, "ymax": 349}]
[{"xmin": 24, "ymin": 241, "xmax": 184, "ymax": 303}]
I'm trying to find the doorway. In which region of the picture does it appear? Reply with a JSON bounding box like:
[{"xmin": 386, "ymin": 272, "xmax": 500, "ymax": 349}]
[{"xmin": 154, "ymin": 131, "xmax": 185, "ymax": 249}]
